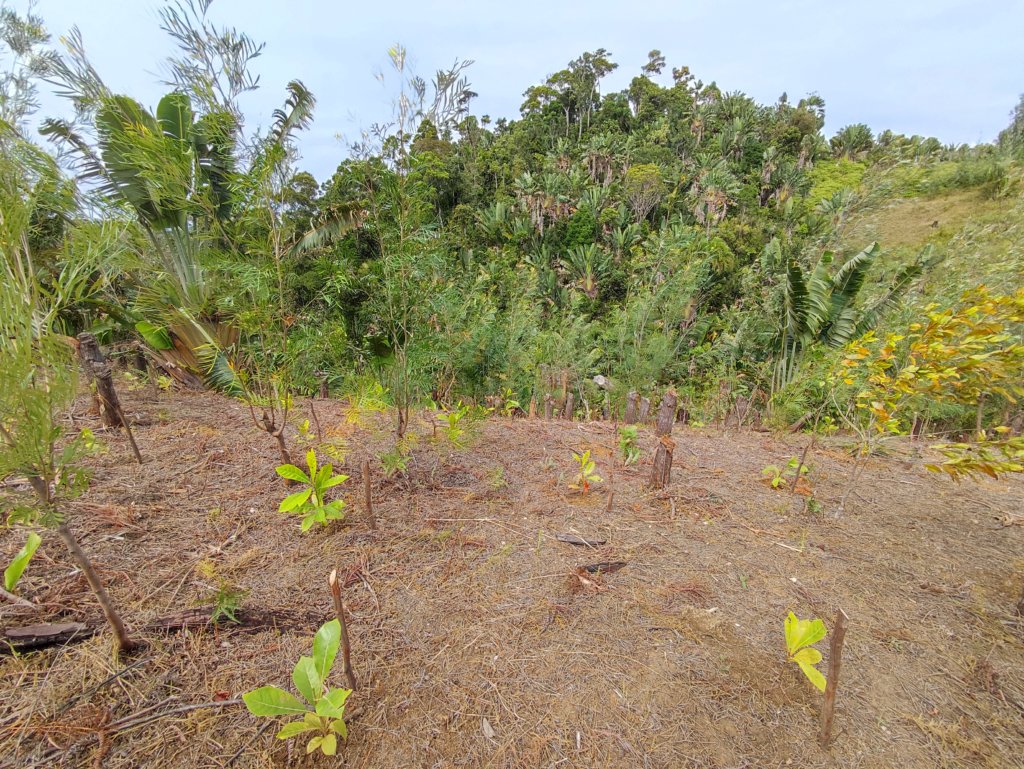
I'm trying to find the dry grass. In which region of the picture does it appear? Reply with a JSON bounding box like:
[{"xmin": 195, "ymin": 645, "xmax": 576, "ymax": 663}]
[{"xmin": 2, "ymin": 387, "xmax": 1023, "ymax": 768}]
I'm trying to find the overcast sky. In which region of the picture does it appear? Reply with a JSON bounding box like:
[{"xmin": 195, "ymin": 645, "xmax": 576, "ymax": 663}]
[{"xmin": 22, "ymin": 0, "xmax": 1024, "ymax": 181}]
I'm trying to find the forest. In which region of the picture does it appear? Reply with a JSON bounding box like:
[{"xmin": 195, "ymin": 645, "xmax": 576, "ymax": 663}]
[{"xmin": 1, "ymin": 1, "xmax": 1023, "ymax": 768}]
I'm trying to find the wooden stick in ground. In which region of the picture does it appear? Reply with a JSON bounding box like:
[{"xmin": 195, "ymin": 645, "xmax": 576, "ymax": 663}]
[
  {"xmin": 624, "ymin": 391, "xmax": 638, "ymax": 424},
  {"xmin": 328, "ymin": 570, "xmax": 357, "ymax": 690},
  {"xmin": 564, "ymin": 391, "xmax": 574, "ymax": 421},
  {"xmin": 362, "ymin": 459, "xmax": 376, "ymax": 530},
  {"xmin": 649, "ymin": 389, "xmax": 678, "ymax": 490},
  {"xmin": 819, "ymin": 608, "xmax": 850, "ymax": 748}
]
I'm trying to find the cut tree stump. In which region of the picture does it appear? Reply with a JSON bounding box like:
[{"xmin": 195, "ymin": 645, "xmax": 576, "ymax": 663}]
[
  {"xmin": 564, "ymin": 392, "xmax": 575, "ymax": 421},
  {"xmin": 649, "ymin": 389, "xmax": 678, "ymax": 489},
  {"xmin": 638, "ymin": 397, "xmax": 651, "ymax": 423},
  {"xmin": 624, "ymin": 391, "xmax": 638, "ymax": 424},
  {"xmin": 544, "ymin": 394, "xmax": 554, "ymax": 420},
  {"xmin": 77, "ymin": 332, "xmax": 143, "ymax": 464}
]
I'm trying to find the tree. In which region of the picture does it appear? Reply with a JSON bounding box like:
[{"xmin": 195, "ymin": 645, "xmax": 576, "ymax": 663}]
[{"xmin": 623, "ymin": 163, "xmax": 664, "ymax": 222}]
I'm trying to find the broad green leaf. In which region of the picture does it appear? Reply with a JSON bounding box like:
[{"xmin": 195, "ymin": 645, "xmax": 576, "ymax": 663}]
[
  {"xmin": 792, "ymin": 646, "xmax": 822, "ymax": 666},
  {"xmin": 4, "ymin": 531, "xmax": 41, "ymax": 592},
  {"xmin": 331, "ymin": 717, "xmax": 349, "ymax": 740},
  {"xmin": 275, "ymin": 720, "xmax": 320, "ymax": 739},
  {"xmin": 243, "ymin": 686, "xmax": 307, "ymax": 716},
  {"xmin": 784, "ymin": 612, "xmax": 826, "ymax": 654},
  {"xmin": 796, "ymin": 658, "xmax": 827, "ymax": 691},
  {"xmin": 280, "ymin": 489, "xmax": 312, "ymax": 512},
  {"xmin": 315, "ymin": 687, "xmax": 351, "ymax": 719},
  {"xmin": 313, "ymin": 619, "xmax": 341, "ymax": 682},
  {"xmin": 589, "ymin": 473, "xmax": 603, "ymax": 483},
  {"xmin": 135, "ymin": 320, "xmax": 173, "ymax": 350},
  {"xmin": 323, "ymin": 473, "xmax": 349, "ymax": 489},
  {"xmin": 276, "ymin": 464, "xmax": 310, "ymax": 483},
  {"xmin": 300, "ymin": 514, "xmax": 317, "ymax": 532},
  {"xmin": 292, "ymin": 656, "xmax": 321, "ymax": 705},
  {"xmin": 320, "ymin": 732, "xmax": 337, "ymax": 755},
  {"xmin": 306, "ymin": 449, "xmax": 318, "ymax": 478},
  {"xmin": 306, "ymin": 735, "xmax": 322, "ymax": 754}
]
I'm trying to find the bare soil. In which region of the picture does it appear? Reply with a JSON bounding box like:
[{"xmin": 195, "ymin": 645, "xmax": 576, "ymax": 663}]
[{"xmin": 2, "ymin": 387, "xmax": 1023, "ymax": 769}]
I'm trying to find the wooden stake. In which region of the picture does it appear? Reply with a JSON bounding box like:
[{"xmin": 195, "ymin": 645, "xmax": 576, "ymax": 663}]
[
  {"xmin": 649, "ymin": 389, "xmax": 677, "ymax": 490},
  {"xmin": 819, "ymin": 608, "xmax": 850, "ymax": 748},
  {"xmin": 362, "ymin": 459, "xmax": 376, "ymax": 530},
  {"xmin": 638, "ymin": 396, "xmax": 651, "ymax": 423},
  {"xmin": 328, "ymin": 570, "xmax": 357, "ymax": 690},
  {"xmin": 624, "ymin": 391, "xmax": 638, "ymax": 424}
]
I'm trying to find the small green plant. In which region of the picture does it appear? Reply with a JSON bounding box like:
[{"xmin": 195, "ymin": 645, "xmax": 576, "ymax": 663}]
[
  {"xmin": 276, "ymin": 450, "xmax": 349, "ymax": 532},
  {"xmin": 569, "ymin": 449, "xmax": 603, "ymax": 494},
  {"xmin": 211, "ymin": 582, "xmax": 246, "ymax": 625},
  {"xmin": 618, "ymin": 426, "xmax": 641, "ymax": 465},
  {"xmin": 156, "ymin": 374, "xmax": 174, "ymax": 391},
  {"xmin": 784, "ymin": 612, "xmax": 828, "ymax": 691},
  {"xmin": 4, "ymin": 531, "xmax": 41, "ymax": 593},
  {"xmin": 762, "ymin": 457, "xmax": 808, "ymax": 489},
  {"xmin": 500, "ymin": 388, "xmax": 521, "ymax": 417},
  {"xmin": 437, "ymin": 401, "xmax": 471, "ymax": 448},
  {"xmin": 243, "ymin": 619, "xmax": 352, "ymax": 756},
  {"xmin": 485, "ymin": 465, "xmax": 507, "ymax": 490}
]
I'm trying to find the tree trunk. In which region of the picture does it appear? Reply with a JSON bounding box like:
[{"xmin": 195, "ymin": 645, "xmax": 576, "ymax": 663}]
[
  {"xmin": 273, "ymin": 430, "xmax": 292, "ymax": 468},
  {"xmin": 362, "ymin": 459, "xmax": 376, "ymax": 530},
  {"xmin": 638, "ymin": 397, "xmax": 651, "ymax": 424},
  {"xmin": 528, "ymin": 397, "xmax": 536, "ymax": 419},
  {"xmin": 649, "ymin": 389, "xmax": 678, "ymax": 490},
  {"xmin": 544, "ymin": 394, "xmax": 554, "ymax": 420},
  {"xmin": 624, "ymin": 391, "xmax": 638, "ymax": 424},
  {"xmin": 564, "ymin": 392, "xmax": 574, "ymax": 421},
  {"xmin": 77, "ymin": 333, "xmax": 120, "ymax": 429},
  {"xmin": 57, "ymin": 523, "xmax": 137, "ymax": 654}
]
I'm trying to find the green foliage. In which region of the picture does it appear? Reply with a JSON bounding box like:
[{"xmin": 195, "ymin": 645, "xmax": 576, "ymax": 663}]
[
  {"xmin": 784, "ymin": 612, "xmax": 827, "ymax": 692},
  {"xmin": 4, "ymin": 531, "xmax": 41, "ymax": 592},
  {"xmin": 761, "ymin": 457, "xmax": 808, "ymax": 489},
  {"xmin": 276, "ymin": 450, "xmax": 349, "ymax": 532},
  {"xmin": 568, "ymin": 449, "xmax": 602, "ymax": 493},
  {"xmin": 243, "ymin": 619, "xmax": 352, "ymax": 756},
  {"xmin": 618, "ymin": 426, "xmax": 641, "ymax": 465},
  {"xmin": 437, "ymin": 401, "xmax": 472, "ymax": 448},
  {"xmin": 210, "ymin": 581, "xmax": 246, "ymax": 625}
]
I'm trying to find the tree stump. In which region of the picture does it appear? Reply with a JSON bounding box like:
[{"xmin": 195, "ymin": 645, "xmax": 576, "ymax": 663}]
[
  {"xmin": 528, "ymin": 397, "xmax": 536, "ymax": 419},
  {"xmin": 564, "ymin": 392, "xmax": 574, "ymax": 421},
  {"xmin": 77, "ymin": 333, "xmax": 143, "ymax": 464},
  {"xmin": 544, "ymin": 394, "xmax": 554, "ymax": 420},
  {"xmin": 603, "ymin": 392, "xmax": 611, "ymax": 421},
  {"xmin": 649, "ymin": 389, "xmax": 677, "ymax": 489},
  {"xmin": 316, "ymin": 371, "xmax": 330, "ymax": 399},
  {"xmin": 638, "ymin": 396, "xmax": 651, "ymax": 423},
  {"xmin": 624, "ymin": 391, "xmax": 638, "ymax": 424}
]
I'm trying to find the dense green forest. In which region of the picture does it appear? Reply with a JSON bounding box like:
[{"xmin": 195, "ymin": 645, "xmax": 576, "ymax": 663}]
[{"xmin": 3, "ymin": 2, "xmax": 1023, "ymax": 442}]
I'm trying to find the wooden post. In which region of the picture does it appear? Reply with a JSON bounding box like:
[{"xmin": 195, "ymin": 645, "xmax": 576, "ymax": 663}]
[
  {"xmin": 649, "ymin": 389, "xmax": 677, "ymax": 489},
  {"xmin": 819, "ymin": 608, "xmax": 850, "ymax": 748},
  {"xmin": 362, "ymin": 459, "xmax": 376, "ymax": 530},
  {"xmin": 544, "ymin": 394, "xmax": 554, "ymax": 420},
  {"xmin": 564, "ymin": 391, "xmax": 574, "ymax": 421},
  {"xmin": 603, "ymin": 392, "xmax": 610, "ymax": 421},
  {"xmin": 328, "ymin": 570, "xmax": 357, "ymax": 691},
  {"xmin": 77, "ymin": 333, "xmax": 143, "ymax": 464},
  {"xmin": 317, "ymin": 371, "xmax": 329, "ymax": 399},
  {"xmin": 624, "ymin": 391, "xmax": 638, "ymax": 424},
  {"xmin": 528, "ymin": 397, "xmax": 536, "ymax": 419},
  {"xmin": 638, "ymin": 396, "xmax": 651, "ymax": 424}
]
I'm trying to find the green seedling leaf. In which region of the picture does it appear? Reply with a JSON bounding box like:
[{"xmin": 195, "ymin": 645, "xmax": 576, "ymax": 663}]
[
  {"xmin": 276, "ymin": 719, "xmax": 320, "ymax": 739},
  {"xmin": 242, "ymin": 686, "xmax": 307, "ymax": 716},
  {"xmin": 315, "ymin": 687, "xmax": 352, "ymax": 719},
  {"xmin": 331, "ymin": 717, "xmax": 349, "ymax": 739},
  {"xmin": 276, "ymin": 464, "xmax": 310, "ymax": 483},
  {"xmin": 313, "ymin": 619, "xmax": 340, "ymax": 682},
  {"xmin": 793, "ymin": 648, "xmax": 827, "ymax": 691},
  {"xmin": 306, "ymin": 735, "xmax": 323, "ymax": 754},
  {"xmin": 291, "ymin": 656, "xmax": 321, "ymax": 705},
  {"xmin": 4, "ymin": 531, "xmax": 41, "ymax": 592},
  {"xmin": 280, "ymin": 488, "xmax": 312, "ymax": 512},
  {"xmin": 323, "ymin": 473, "xmax": 349, "ymax": 489},
  {"xmin": 784, "ymin": 612, "xmax": 827, "ymax": 655},
  {"xmin": 320, "ymin": 732, "xmax": 337, "ymax": 755}
]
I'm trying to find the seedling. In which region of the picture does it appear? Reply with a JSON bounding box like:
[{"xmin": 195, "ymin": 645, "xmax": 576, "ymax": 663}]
[
  {"xmin": 276, "ymin": 450, "xmax": 349, "ymax": 532},
  {"xmin": 569, "ymin": 449, "xmax": 603, "ymax": 494},
  {"xmin": 618, "ymin": 426, "xmax": 641, "ymax": 465},
  {"xmin": 762, "ymin": 457, "xmax": 808, "ymax": 489},
  {"xmin": 784, "ymin": 612, "xmax": 828, "ymax": 691},
  {"xmin": 4, "ymin": 531, "xmax": 41, "ymax": 593},
  {"xmin": 243, "ymin": 619, "xmax": 353, "ymax": 756},
  {"xmin": 211, "ymin": 582, "xmax": 246, "ymax": 625},
  {"xmin": 437, "ymin": 401, "xmax": 471, "ymax": 448},
  {"xmin": 500, "ymin": 388, "xmax": 521, "ymax": 417}
]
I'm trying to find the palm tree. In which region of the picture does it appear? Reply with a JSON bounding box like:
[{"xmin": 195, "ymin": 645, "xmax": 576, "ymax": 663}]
[
  {"xmin": 831, "ymin": 124, "xmax": 874, "ymax": 160},
  {"xmin": 560, "ymin": 243, "xmax": 610, "ymax": 299}
]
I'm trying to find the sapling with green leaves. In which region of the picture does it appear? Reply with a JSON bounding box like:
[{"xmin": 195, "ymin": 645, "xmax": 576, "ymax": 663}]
[
  {"xmin": 784, "ymin": 612, "xmax": 827, "ymax": 691},
  {"xmin": 762, "ymin": 457, "xmax": 808, "ymax": 489},
  {"xmin": 569, "ymin": 449, "xmax": 603, "ymax": 494},
  {"xmin": 276, "ymin": 450, "xmax": 349, "ymax": 532},
  {"xmin": 618, "ymin": 426, "xmax": 641, "ymax": 465},
  {"xmin": 243, "ymin": 619, "xmax": 353, "ymax": 756}
]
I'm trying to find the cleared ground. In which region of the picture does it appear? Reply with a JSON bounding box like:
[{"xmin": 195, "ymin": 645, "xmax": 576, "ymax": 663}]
[{"xmin": 2, "ymin": 388, "xmax": 1023, "ymax": 768}]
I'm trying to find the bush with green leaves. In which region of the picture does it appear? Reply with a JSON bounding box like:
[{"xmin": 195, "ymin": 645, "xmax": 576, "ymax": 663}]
[
  {"xmin": 243, "ymin": 619, "xmax": 353, "ymax": 756},
  {"xmin": 784, "ymin": 612, "xmax": 827, "ymax": 691},
  {"xmin": 276, "ymin": 450, "xmax": 349, "ymax": 532}
]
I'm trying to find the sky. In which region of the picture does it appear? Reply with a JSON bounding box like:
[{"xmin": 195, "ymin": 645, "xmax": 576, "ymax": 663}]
[{"xmin": 21, "ymin": 0, "xmax": 1024, "ymax": 182}]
